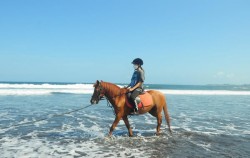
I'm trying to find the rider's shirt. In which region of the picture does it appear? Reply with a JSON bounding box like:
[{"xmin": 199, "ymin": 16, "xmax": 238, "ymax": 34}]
[{"xmin": 129, "ymin": 68, "xmax": 145, "ymax": 89}]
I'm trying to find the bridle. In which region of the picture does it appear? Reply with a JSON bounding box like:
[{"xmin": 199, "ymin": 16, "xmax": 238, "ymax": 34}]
[
  {"xmin": 95, "ymin": 83, "xmax": 128, "ymax": 100},
  {"xmin": 95, "ymin": 83, "xmax": 128, "ymax": 116},
  {"xmin": 92, "ymin": 83, "xmax": 130, "ymax": 116},
  {"xmin": 94, "ymin": 84, "xmax": 105, "ymax": 101}
]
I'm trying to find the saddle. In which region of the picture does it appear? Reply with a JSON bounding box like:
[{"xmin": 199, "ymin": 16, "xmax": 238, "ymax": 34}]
[{"xmin": 125, "ymin": 92, "xmax": 153, "ymax": 109}]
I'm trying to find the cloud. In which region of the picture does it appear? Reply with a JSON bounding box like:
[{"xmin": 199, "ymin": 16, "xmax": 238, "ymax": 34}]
[{"xmin": 214, "ymin": 71, "xmax": 235, "ymax": 79}]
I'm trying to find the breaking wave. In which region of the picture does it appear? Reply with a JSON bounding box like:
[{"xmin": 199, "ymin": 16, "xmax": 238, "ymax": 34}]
[{"xmin": 0, "ymin": 83, "xmax": 250, "ymax": 96}]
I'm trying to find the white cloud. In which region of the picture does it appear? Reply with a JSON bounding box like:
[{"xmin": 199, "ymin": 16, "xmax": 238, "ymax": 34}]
[{"xmin": 214, "ymin": 71, "xmax": 235, "ymax": 79}]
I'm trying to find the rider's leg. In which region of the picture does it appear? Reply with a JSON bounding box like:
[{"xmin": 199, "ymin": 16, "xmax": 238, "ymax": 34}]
[{"xmin": 130, "ymin": 90, "xmax": 140, "ymax": 112}]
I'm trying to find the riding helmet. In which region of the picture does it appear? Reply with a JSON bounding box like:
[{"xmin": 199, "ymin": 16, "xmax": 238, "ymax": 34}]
[{"xmin": 132, "ymin": 58, "xmax": 143, "ymax": 65}]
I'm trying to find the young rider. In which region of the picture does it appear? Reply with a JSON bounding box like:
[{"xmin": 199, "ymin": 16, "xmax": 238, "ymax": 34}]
[{"xmin": 126, "ymin": 58, "xmax": 145, "ymax": 114}]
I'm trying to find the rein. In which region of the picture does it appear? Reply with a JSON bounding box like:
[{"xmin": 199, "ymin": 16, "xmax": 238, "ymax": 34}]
[
  {"xmin": 110, "ymin": 91, "xmax": 129, "ymax": 98},
  {"xmin": 104, "ymin": 88, "xmax": 128, "ymax": 115},
  {"xmin": 1, "ymin": 104, "xmax": 92, "ymax": 130},
  {"xmin": 106, "ymin": 98, "xmax": 116, "ymax": 115},
  {"xmin": 97, "ymin": 82, "xmax": 129, "ymax": 116},
  {"xmin": 105, "ymin": 91, "xmax": 128, "ymax": 116}
]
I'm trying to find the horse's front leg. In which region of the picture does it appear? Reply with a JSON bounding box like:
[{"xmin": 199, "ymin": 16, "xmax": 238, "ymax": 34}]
[
  {"xmin": 109, "ymin": 114, "xmax": 122, "ymax": 136},
  {"xmin": 123, "ymin": 116, "xmax": 133, "ymax": 137}
]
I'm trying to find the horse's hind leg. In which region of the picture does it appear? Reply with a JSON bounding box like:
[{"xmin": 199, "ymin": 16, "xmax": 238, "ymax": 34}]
[
  {"xmin": 149, "ymin": 106, "xmax": 162, "ymax": 135},
  {"xmin": 156, "ymin": 113, "xmax": 162, "ymax": 135},
  {"xmin": 123, "ymin": 116, "xmax": 133, "ymax": 137}
]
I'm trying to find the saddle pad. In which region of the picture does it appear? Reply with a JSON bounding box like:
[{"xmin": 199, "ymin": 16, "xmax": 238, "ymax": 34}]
[{"xmin": 126, "ymin": 92, "xmax": 153, "ymax": 109}]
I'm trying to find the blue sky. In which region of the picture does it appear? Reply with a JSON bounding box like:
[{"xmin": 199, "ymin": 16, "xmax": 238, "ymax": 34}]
[{"xmin": 0, "ymin": 0, "xmax": 249, "ymax": 84}]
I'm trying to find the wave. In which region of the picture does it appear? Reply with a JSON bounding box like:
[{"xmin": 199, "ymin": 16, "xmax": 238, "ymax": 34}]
[
  {"xmin": 0, "ymin": 83, "xmax": 93, "ymax": 89},
  {"xmin": 158, "ymin": 90, "xmax": 250, "ymax": 95},
  {"xmin": 0, "ymin": 83, "xmax": 250, "ymax": 96},
  {"xmin": 0, "ymin": 83, "xmax": 93, "ymax": 95}
]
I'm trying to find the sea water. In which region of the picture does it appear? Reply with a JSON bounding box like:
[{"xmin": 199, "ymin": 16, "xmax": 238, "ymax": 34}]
[{"xmin": 0, "ymin": 82, "xmax": 249, "ymax": 157}]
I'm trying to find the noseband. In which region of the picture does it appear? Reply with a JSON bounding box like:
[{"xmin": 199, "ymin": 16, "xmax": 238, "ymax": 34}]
[{"xmin": 95, "ymin": 84, "xmax": 105, "ymax": 100}]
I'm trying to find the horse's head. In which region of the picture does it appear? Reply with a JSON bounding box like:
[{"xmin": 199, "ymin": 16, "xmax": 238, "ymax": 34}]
[{"xmin": 90, "ymin": 80, "xmax": 105, "ymax": 104}]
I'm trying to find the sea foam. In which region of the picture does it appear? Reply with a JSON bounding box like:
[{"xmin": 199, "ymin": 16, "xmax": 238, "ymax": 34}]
[
  {"xmin": 158, "ymin": 89, "xmax": 250, "ymax": 95},
  {"xmin": 0, "ymin": 83, "xmax": 250, "ymax": 95},
  {"xmin": 0, "ymin": 83, "xmax": 93, "ymax": 95}
]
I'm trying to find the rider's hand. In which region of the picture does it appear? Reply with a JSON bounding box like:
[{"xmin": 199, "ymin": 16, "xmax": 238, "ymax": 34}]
[{"xmin": 128, "ymin": 88, "xmax": 133, "ymax": 92}]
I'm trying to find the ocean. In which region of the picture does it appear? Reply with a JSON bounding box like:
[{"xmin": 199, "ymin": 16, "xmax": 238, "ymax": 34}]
[{"xmin": 0, "ymin": 82, "xmax": 249, "ymax": 158}]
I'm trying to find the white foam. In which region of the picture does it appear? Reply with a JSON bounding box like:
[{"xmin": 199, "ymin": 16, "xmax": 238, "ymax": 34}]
[
  {"xmin": 0, "ymin": 135, "xmax": 150, "ymax": 157},
  {"xmin": 0, "ymin": 112, "xmax": 8, "ymax": 117},
  {"xmin": 0, "ymin": 83, "xmax": 93, "ymax": 89},
  {"xmin": 158, "ymin": 89, "xmax": 250, "ymax": 95},
  {"xmin": 223, "ymin": 123, "xmax": 237, "ymax": 131},
  {"xmin": 190, "ymin": 140, "xmax": 211, "ymax": 151},
  {"xmin": 0, "ymin": 83, "xmax": 94, "ymax": 95},
  {"xmin": 0, "ymin": 136, "xmax": 100, "ymax": 157},
  {"xmin": 242, "ymin": 130, "xmax": 250, "ymax": 135},
  {"xmin": 0, "ymin": 83, "xmax": 250, "ymax": 95}
]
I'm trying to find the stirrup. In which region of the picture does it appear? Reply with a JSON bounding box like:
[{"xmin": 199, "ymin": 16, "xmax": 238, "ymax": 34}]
[
  {"xmin": 131, "ymin": 110, "xmax": 139, "ymax": 115},
  {"xmin": 133, "ymin": 100, "xmax": 139, "ymax": 110},
  {"xmin": 134, "ymin": 105, "xmax": 138, "ymax": 111}
]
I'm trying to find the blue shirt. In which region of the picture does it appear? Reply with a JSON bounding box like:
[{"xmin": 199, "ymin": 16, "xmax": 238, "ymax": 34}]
[{"xmin": 129, "ymin": 69, "xmax": 145, "ymax": 88}]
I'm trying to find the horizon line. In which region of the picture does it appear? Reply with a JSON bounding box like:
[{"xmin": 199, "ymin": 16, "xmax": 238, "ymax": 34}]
[{"xmin": 0, "ymin": 81, "xmax": 249, "ymax": 86}]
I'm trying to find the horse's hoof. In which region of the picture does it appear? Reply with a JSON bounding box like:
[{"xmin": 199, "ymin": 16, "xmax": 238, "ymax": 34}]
[
  {"xmin": 155, "ymin": 132, "xmax": 161, "ymax": 136},
  {"xmin": 169, "ymin": 129, "xmax": 173, "ymax": 135},
  {"xmin": 105, "ymin": 135, "xmax": 115, "ymax": 140},
  {"xmin": 104, "ymin": 136, "xmax": 110, "ymax": 140},
  {"xmin": 106, "ymin": 134, "xmax": 112, "ymax": 139}
]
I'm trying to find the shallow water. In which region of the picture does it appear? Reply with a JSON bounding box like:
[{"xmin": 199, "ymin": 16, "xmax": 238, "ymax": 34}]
[{"xmin": 0, "ymin": 94, "xmax": 249, "ymax": 158}]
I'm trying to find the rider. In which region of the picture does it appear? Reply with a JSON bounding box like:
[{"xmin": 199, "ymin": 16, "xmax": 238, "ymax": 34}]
[{"xmin": 126, "ymin": 58, "xmax": 145, "ymax": 114}]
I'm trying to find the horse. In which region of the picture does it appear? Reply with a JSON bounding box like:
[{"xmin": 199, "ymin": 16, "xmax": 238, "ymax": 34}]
[{"xmin": 90, "ymin": 80, "xmax": 172, "ymax": 137}]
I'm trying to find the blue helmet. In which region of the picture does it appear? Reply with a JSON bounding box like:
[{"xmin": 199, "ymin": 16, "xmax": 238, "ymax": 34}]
[{"xmin": 132, "ymin": 58, "xmax": 143, "ymax": 65}]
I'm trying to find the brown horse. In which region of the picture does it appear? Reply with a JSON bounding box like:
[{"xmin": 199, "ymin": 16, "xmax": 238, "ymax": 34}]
[{"xmin": 90, "ymin": 80, "xmax": 172, "ymax": 137}]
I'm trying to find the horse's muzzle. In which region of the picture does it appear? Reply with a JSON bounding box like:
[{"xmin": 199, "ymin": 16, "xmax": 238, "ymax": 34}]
[{"xmin": 90, "ymin": 99, "xmax": 98, "ymax": 105}]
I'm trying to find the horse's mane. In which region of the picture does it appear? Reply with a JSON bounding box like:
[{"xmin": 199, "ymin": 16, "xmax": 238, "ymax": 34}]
[{"xmin": 101, "ymin": 81, "xmax": 126, "ymax": 97}]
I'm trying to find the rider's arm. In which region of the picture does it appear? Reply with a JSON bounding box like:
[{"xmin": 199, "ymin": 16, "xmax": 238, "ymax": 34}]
[{"xmin": 130, "ymin": 82, "xmax": 142, "ymax": 91}]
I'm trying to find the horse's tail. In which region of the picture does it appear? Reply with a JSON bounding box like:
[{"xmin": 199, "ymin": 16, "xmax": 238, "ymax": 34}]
[{"xmin": 163, "ymin": 100, "xmax": 172, "ymax": 134}]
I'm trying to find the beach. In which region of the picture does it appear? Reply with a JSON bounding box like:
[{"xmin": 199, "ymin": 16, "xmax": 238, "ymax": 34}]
[{"xmin": 0, "ymin": 82, "xmax": 249, "ymax": 157}]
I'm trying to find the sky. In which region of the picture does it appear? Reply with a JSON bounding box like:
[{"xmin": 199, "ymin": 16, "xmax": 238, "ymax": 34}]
[{"xmin": 0, "ymin": 0, "xmax": 249, "ymax": 85}]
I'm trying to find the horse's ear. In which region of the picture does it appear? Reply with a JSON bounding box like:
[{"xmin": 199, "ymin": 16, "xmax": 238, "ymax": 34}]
[{"xmin": 94, "ymin": 80, "xmax": 100, "ymax": 87}]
